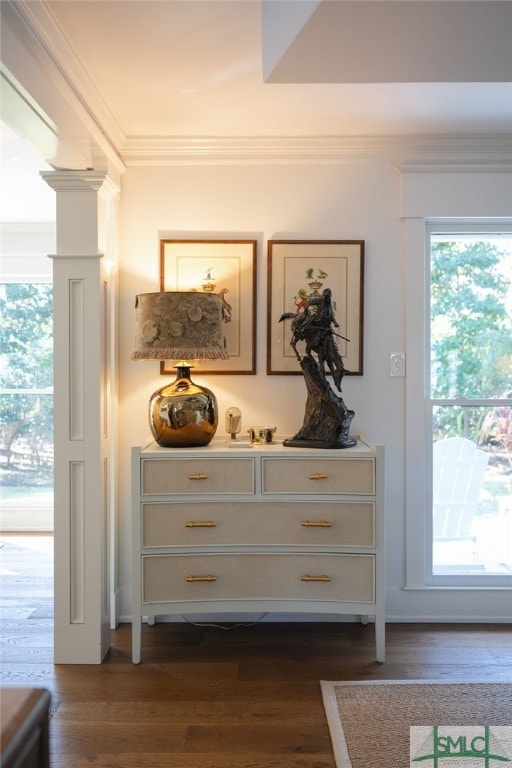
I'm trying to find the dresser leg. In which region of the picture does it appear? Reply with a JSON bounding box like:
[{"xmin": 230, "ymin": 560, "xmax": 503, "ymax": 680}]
[
  {"xmin": 375, "ymin": 615, "xmax": 385, "ymax": 663},
  {"xmin": 132, "ymin": 618, "xmax": 141, "ymax": 664}
]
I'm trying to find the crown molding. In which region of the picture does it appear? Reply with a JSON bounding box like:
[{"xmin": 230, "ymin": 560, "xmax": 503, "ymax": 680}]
[
  {"xmin": 122, "ymin": 135, "xmax": 366, "ymax": 166},
  {"xmin": 122, "ymin": 134, "xmax": 512, "ymax": 167},
  {"xmin": 397, "ymin": 161, "xmax": 512, "ymax": 174}
]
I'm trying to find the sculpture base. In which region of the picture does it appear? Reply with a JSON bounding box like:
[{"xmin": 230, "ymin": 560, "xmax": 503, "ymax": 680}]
[
  {"xmin": 283, "ymin": 436, "xmax": 357, "ymax": 449},
  {"xmin": 287, "ymin": 355, "xmax": 355, "ymax": 450}
]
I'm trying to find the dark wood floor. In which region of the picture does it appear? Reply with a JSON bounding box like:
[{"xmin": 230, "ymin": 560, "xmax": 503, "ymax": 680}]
[{"xmin": 1, "ymin": 534, "xmax": 511, "ymax": 768}]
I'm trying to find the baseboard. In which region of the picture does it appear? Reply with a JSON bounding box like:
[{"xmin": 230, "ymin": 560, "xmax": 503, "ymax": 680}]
[{"xmin": 120, "ymin": 613, "xmax": 512, "ymax": 625}]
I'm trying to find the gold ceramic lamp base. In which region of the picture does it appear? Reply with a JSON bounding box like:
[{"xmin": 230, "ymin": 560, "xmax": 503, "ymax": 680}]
[{"xmin": 149, "ymin": 363, "xmax": 218, "ymax": 447}]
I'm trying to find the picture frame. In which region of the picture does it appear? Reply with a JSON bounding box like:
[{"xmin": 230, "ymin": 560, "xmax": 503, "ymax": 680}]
[
  {"xmin": 160, "ymin": 239, "xmax": 257, "ymax": 374},
  {"xmin": 267, "ymin": 240, "xmax": 364, "ymax": 376}
]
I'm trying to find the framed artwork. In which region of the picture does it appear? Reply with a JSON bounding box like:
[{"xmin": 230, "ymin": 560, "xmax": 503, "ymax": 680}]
[
  {"xmin": 160, "ymin": 239, "xmax": 257, "ymax": 374},
  {"xmin": 267, "ymin": 240, "xmax": 364, "ymax": 376}
]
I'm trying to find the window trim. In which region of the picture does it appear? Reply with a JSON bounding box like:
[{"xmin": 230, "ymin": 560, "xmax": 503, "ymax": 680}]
[{"xmin": 405, "ymin": 219, "xmax": 512, "ymax": 589}]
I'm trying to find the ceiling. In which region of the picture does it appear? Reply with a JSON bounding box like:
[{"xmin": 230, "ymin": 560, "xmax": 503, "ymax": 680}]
[
  {"xmin": 0, "ymin": 0, "xmax": 511, "ymax": 185},
  {"xmin": 42, "ymin": 0, "xmax": 511, "ymax": 140}
]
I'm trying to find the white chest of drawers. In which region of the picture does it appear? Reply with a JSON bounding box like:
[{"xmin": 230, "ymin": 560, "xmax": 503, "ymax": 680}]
[{"xmin": 131, "ymin": 440, "xmax": 385, "ymax": 663}]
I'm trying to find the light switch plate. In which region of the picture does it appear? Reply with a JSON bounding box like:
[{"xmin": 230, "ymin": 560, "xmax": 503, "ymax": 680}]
[{"xmin": 390, "ymin": 353, "xmax": 406, "ymax": 377}]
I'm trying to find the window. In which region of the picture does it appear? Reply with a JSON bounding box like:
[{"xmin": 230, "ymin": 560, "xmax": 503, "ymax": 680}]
[
  {"xmin": 0, "ymin": 281, "xmax": 54, "ymax": 530},
  {"xmin": 406, "ymin": 219, "xmax": 512, "ymax": 589},
  {"xmin": 429, "ymin": 230, "xmax": 512, "ymax": 582}
]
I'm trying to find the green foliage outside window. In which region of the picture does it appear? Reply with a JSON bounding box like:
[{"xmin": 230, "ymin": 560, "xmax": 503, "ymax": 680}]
[
  {"xmin": 430, "ymin": 238, "xmax": 512, "ymax": 464},
  {"xmin": 431, "ymin": 239, "xmax": 512, "ymax": 401}
]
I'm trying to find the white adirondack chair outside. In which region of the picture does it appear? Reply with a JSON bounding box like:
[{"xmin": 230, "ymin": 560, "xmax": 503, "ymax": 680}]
[{"xmin": 433, "ymin": 436, "xmax": 490, "ymax": 542}]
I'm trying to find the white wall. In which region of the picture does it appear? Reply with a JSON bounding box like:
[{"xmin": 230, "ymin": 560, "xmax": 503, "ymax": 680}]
[
  {"xmin": 3, "ymin": 0, "xmax": 509, "ymax": 641},
  {"xmin": 118, "ymin": 160, "xmax": 407, "ymax": 620}
]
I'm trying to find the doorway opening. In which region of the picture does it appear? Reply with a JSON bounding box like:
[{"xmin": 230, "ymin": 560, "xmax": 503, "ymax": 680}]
[{"xmin": 0, "ymin": 120, "xmax": 56, "ymax": 664}]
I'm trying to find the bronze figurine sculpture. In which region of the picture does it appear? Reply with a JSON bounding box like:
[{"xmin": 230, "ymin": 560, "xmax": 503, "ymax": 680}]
[{"xmin": 279, "ymin": 287, "xmax": 356, "ymax": 448}]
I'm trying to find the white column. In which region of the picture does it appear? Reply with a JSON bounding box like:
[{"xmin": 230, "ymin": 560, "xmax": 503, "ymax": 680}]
[{"xmin": 42, "ymin": 171, "xmax": 119, "ymax": 663}]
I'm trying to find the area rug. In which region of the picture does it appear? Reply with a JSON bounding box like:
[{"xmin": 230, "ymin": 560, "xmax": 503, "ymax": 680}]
[{"xmin": 321, "ymin": 680, "xmax": 512, "ymax": 768}]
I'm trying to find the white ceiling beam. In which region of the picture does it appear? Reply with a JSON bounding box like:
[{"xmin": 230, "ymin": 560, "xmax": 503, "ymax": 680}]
[
  {"xmin": 262, "ymin": 0, "xmax": 321, "ymax": 81},
  {"xmin": 0, "ymin": 0, "xmax": 125, "ymax": 175},
  {"xmin": 264, "ymin": 1, "xmax": 512, "ymax": 83}
]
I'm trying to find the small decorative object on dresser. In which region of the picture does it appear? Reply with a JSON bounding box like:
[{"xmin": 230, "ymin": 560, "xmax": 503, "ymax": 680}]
[
  {"xmin": 131, "ymin": 440, "xmax": 385, "ymax": 664},
  {"xmin": 225, "ymin": 406, "xmax": 242, "ymax": 440}
]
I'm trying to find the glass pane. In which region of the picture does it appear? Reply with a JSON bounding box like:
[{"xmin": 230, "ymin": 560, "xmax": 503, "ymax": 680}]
[
  {"xmin": 0, "ymin": 283, "xmax": 53, "ymax": 389},
  {"xmin": 432, "ymin": 405, "xmax": 512, "ymax": 575},
  {"xmin": 0, "ymin": 283, "xmax": 53, "ymax": 520},
  {"xmin": 0, "ymin": 392, "xmax": 54, "ymax": 507},
  {"xmin": 430, "ymin": 235, "xmax": 512, "ymax": 399}
]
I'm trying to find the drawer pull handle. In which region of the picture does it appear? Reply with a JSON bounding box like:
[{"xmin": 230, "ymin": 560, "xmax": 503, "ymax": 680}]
[
  {"xmin": 300, "ymin": 574, "xmax": 331, "ymax": 582},
  {"xmin": 185, "ymin": 521, "xmax": 216, "ymax": 528},
  {"xmin": 301, "ymin": 520, "xmax": 332, "ymax": 528},
  {"xmin": 188, "ymin": 473, "xmax": 208, "ymax": 480},
  {"xmin": 185, "ymin": 575, "xmax": 217, "ymax": 583},
  {"xmin": 308, "ymin": 472, "xmax": 328, "ymax": 480}
]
